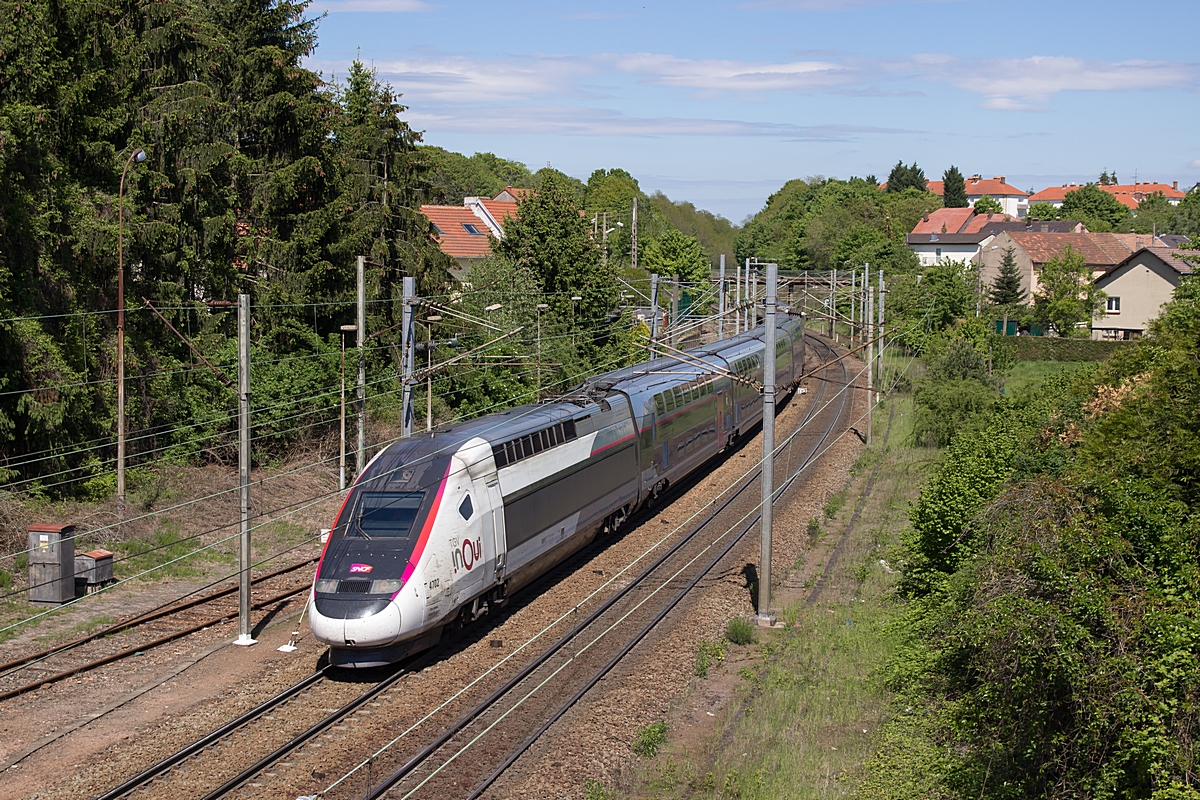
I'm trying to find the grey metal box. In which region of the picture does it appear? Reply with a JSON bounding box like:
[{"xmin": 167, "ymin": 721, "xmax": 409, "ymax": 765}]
[
  {"xmin": 74, "ymin": 549, "xmax": 114, "ymax": 588},
  {"xmin": 27, "ymin": 524, "xmax": 76, "ymax": 605}
]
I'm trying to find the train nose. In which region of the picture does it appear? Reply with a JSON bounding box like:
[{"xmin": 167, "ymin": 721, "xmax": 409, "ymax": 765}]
[{"xmin": 310, "ymin": 601, "xmax": 402, "ymax": 648}]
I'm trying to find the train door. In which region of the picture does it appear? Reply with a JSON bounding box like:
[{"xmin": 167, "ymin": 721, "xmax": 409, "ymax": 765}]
[
  {"xmin": 451, "ymin": 488, "xmax": 484, "ymax": 607},
  {"xmin": 483, "ymin": 476, "xmax": 504, "ymax": 584}
]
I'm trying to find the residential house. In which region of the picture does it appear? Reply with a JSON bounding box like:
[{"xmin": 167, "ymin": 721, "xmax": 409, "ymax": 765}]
[
  {"xmin": 906, "ymin": 208, "xmax": 1083, "ymax": 267},
  {"xmin": 493, "ymin": 187, "xmax": 532, "ymax": 203},
  {"xmin": 923, "ymin": 175, "xmax": 1030, "ymax": 217},
  {"xmin": 1093, "ymin": 247, "xmax": 1196, "ymax": 340},
  {"xmin": 1028, "ymin": 180, "xmax": 1187, "ymax": 209},
  {"xmin": 420, "ymin": 191, "xmax": 522, "ymax": 281}
]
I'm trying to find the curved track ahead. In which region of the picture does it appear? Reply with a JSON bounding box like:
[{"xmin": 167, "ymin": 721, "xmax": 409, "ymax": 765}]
[{"xmin": 91, "ymin": 333, "xmax": 855, "ymax": 800}]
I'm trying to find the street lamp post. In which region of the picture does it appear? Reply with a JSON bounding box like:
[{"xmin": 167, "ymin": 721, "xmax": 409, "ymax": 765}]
[
  {"xmin": 536, "ymin": 303, "xmax": 549, "ymax": 395},
  {"xmin": 116, "ymin": 147, "xmax": 146, "ymax": 518},
  {"xmin": 339, "ymin": 324, "xmax": 357, "ymax": 490},
  {"xmin": 424, "ymin": 315, "xmax": 442, "ymax": 431}
]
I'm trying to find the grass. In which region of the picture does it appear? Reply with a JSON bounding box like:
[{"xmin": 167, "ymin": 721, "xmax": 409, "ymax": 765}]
[
  {"xmin": 726, "ymin": 617, "xmax": 756, "ymax": 646},
  {"xmin": 628, "ymin": 394, "xmax": 935, "ymax": 799},
  {"xmin": 1002, "ymin": 359, "xmax": 1091, "ymax": 398}
]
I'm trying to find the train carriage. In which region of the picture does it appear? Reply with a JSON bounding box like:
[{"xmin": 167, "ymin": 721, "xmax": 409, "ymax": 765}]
[{"xmin": 308, "ymin": 312, "xmax": 804, "ymax": 667}]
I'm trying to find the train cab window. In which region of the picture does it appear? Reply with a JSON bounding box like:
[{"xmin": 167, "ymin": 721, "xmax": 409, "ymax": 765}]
[
  {"xmin": 459, "ymin": 494, "xmax": 473, "ymax": 521},
  {"xmin": 352, "ymin": 491, "xmax": 425, "ymax": 539}
]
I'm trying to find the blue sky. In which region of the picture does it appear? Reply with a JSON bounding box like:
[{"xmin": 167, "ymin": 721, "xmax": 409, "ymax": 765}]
[{"xmin": 308, "ymin": 0, "xmax": 1200, "ymax": 223}]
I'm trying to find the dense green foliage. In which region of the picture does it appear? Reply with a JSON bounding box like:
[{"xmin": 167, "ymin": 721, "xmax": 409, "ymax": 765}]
[
  {"xmin": 1027, "ymin": 201, "xmax": 1062, "ymax": 221},
  {"xmin": 886, "ymin": 161, "xmax": 928, "ymax": 193},
  {"xmin": 0, "ymin": 0, "xmax": 457, "ymax": 489},
  {"xmin": 734, "ymin": 176, "xmax": 933, "ymax": 271},
  {"xmin": 648, "ymin": 191, "xmax": 738, "ymax": 271},
  {"xmin": 971, "ymin": 194, "xmax": 1003, "ymax": 216},
  {"xmin": 642, "ymin": 229, "xmax": 708, "ymax": 283},
  {"xmin": 942, "ymin": 166, "xmax": 967, "ymax": 208},
  {"xmin": 420, "ymin": 147, "xmax": 534, "ymax": 204},
  {"xmin": 1061, "ymin": 183, "xmax": 1133, "ymax": 232},
  {"xmin": 1033, "ymin": 244, "xmax": 1105, "ymax": 336},
  {"xmin": 867, "ymin": 278, "xmax": 1200, "ymax": 799}
]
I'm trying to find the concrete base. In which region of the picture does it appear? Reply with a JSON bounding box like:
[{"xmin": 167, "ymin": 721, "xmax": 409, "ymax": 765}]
[
  {"xmin": 233, "ymin": 634, "xmax": 258, "ymax": 646},
  {"xmin": 752, "ymin": 614, "xmax": 785, "ymax": 629}
]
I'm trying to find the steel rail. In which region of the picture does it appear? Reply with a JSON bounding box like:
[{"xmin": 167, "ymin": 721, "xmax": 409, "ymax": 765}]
[
  {"xmin": 94, "ymin": 666, "xmax": 331, "ymax": 800},
  {"xmin": 0, "ymin": 569, "xmax": 314, "ymax": 701},
  {"xmin": 465, "ymin": 338, "xmax": 850, "ymax": 798},
  {"xmin": 0, "ymin": 558, "xmax": 316, "ymax": 678},
  {"xmin": 359, "ymin": 335, "xmax": 848, "ymax": 799}
]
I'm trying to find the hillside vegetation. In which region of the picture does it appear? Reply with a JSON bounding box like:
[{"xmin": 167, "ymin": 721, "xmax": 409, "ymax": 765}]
[{"xmin": 863, "ymin": 276, "xmax": 1200, "ymax": 799}]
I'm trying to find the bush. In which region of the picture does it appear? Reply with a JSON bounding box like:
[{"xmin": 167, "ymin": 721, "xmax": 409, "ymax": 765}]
[
  {"xmin": 726, "ymin": 617, "xmax": 756, "ymax": 645},
  {"xmin": 911, "ymin": 378, "xmax": 998, "ymax": 448},
  {"xmin": 632, "ymin": 721, "xmax": 669, "ymax": 757},
  {"xmin": 995, "ymin": 334, "xmax": 1129, "ymax": 363}
]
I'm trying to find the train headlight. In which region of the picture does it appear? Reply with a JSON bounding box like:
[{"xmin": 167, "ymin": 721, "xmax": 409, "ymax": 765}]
[
  {"xmin": 314, "ymin": 579, "xmax": 338, "ymax": 593},
  {"xmin": 370, "ymin": 579, "xmax": 403, "ymax": 595}
]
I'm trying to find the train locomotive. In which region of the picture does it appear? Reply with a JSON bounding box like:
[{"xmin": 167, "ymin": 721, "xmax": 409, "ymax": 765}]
[{"xmin": 308, "ymin": 314, "xmax": 805, "ymax": 667}]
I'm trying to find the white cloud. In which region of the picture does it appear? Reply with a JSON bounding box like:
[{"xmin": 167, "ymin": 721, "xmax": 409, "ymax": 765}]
[
  {"xmin": 1190, "ymin": 159, "xmax": 1200, "ymax": 169},
  {"xmin": 368, "ymin": 56, "xmax": 589, "ymax": 103},
  {"xmin": 317, "ymin": 0, "xmax": 431, "ymax": 11},
  {"xmin": 612, "ymin": 53, "xmax": 852, "ymax": 93},
  {"xmin": 404, "ymin": 104, "xmax": 901, "ymax": 140},
  {"xmin": 927, "ymin": 56, "xmax": 1200, "ymax": 109}
]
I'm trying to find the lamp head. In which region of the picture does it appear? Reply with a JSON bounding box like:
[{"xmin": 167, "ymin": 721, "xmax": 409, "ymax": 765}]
[
  {"xmin": 133, "ymin": 149, "xmax": 146, "ymax": 163},
  {"xmin": 536, "ymin": 303, "xmax": 549, "ymax": 309},
  {"xmin": 485, "ymin": 303, "xmax": 502, "ymax": 312}
]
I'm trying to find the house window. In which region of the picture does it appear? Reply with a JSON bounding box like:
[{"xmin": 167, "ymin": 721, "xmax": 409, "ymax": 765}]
[
  {"xmin": 462, "ymin": 223, "xmax": 484, "ymax": 236},
  {"xmin": 1106, "ymin": 296, "xmax": 1121, "ymax": 314},
  {"xmin": 431, "ymin": 223, "xmax": 444, "ymax": 235}
]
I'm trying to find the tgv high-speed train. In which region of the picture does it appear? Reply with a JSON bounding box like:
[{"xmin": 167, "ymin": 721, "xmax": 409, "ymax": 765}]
[{"xmin": 309, "ymin": 314, "xmax": 805, "ymax": 667}]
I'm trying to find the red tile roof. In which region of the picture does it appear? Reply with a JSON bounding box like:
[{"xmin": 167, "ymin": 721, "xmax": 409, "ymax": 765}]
[
  {"xmin": 478, "ymin": 199, "xmax": 519, "ymax": 224},
  {"xmin": 962, "ymin": 175, "xmax": 1028, "ymax": 197},
  {"xmin": 420, "ymin": 205, "xmax": 494, "ymax": 259},
  {"xmin": 961, "ymin": 212, "xmax": 1016, "ymax": 233},
  {"xmin": 1029, "ymin": 182, "xmax": 1186, "ymax": 207},
  {"xmin": 910, "ymin": 207, "xmax": 974, "ymax": 234},
  {"xmin": 1003, "ymin": 231, "xmax": 1152, "ymax": 267}
]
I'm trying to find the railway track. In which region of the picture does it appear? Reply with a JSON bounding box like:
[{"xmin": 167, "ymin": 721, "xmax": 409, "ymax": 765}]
[
  {"xmin": 0, "ymin": 557, "xmax": 317, "ymax": 702},
  {"xmin": 350, "ymin": 335, "xmax": 852, "ymax": 800},
  {"xmin": 87, "ymin": 334, "xmax": 854, "ymax": 800}
]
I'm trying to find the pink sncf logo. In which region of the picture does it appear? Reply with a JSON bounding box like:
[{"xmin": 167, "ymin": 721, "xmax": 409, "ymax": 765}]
[{"xmin": 349, "ymin": 563, "xmax": 373, "ymax": 574}]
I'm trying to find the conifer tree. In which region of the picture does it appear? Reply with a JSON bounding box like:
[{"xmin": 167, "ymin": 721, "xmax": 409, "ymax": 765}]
[
  {"xmin": 886, "ymin": 161, "xmax": 927, "ymax": 193},
  {"xmin": 989, "ymin": 246, "xmax": 1026, "ymax": 306},
  {"xmin": 943, "ymin": 166, "xmax": 968, "ymax": 208}
]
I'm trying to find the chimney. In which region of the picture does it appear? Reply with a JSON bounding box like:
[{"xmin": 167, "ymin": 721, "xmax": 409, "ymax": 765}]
[
  {"xmin": 1174, "ymin": 180, "xmax": 1179, "ymax": 191},
  {"xmin": 923, "ymin": 213, "xmax": 929, "ymax": 222},
  {"xmin": 1000, "ymin": 176, "xmax": 1006, "ymax": 184}
]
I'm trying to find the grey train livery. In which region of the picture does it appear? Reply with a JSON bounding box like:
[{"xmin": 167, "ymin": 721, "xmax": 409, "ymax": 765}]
[{"xmin": 308, "ymin": 314, "xmax": 805, "ymax": 667}]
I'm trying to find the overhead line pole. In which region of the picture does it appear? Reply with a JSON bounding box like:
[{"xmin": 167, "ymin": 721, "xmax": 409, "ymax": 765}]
[
  {"xmin": 717, "ymin": 255, "xmax": 726, "ymax": 340},
  {"xmin": 356, "ymin": 256, "xmax": 366, "ymax": 476},
  {"xmin": 400, "ymin": 276, "xmax": 415, "ymax": 438},
  {"xmin": 235, "ymin": 293, "xmax": 255, "ymax": 646},
  {"xmin": 649, "ymin": 273, "xmax": 660, "ymax": 346},
  {"xmin": 754, "ymin": 262, "xmax": 779, "ymax": 628},
  {"xmin": 866, "ymin": 284, "xmax": 875, "ymax": 444}
]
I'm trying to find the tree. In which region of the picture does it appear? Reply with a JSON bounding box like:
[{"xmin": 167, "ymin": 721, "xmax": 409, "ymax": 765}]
[
  {"xmin": 642, "ymin": 229, "xmax": 708, "ymax": 283},
  {"xmin": 1173, "ymin": 188, "xmax": 1200, "ymax": 238},
  {"xmin": 989, "ymin": 246, "xmax": 1026, "ymax": 306},
  {"xmin": 924, "ymin": 259, "xmax": 974, "ymax": 333},
  {"xmin": 886, "ymin": 161, "xmax": 927, "ymax": 193},
  {"xmin": 1131, "ymin": 191, "xmax": 1176, "ymax": 235},
  {"xmin": 1061, "ymin": 183, "xmax": 1131, "ymax": 232},
  {"xmin": 496, "ymin": 168, "xmax": 616, "ymax": 338},
  {"xmin": 972, "ymin": 194, "xmax": 1003, "ymax": 215},
  {"xmin": 1027, "ymin": 202, "xmax": 1061, "ymax": 221},
  {"xmin": 1033, "ymin": 245, "xmax": 1105, "ymax": 336},
  {"xmin": 942, "ymin": 166, "xmax": 968, "ymax": 208},
  {"xmin": 1099, "ymin": 168, "xmax": 1111, "ymax": 185}
]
